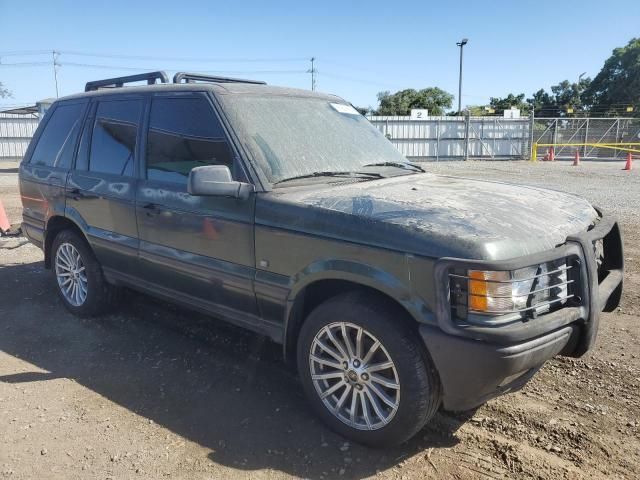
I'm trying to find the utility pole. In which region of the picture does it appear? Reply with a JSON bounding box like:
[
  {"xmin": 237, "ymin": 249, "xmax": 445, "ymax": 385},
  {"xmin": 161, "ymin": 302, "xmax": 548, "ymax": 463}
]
[
  {"xmin": 308, "ymin": 57, "xmax": 317, "ymax": 91},
  {"xmin": 456, "ymin": 38, "xmax": 468, "ymax": 115},
  {"xmin": 52, "ymin": 50, "xmax": 60, "ymax": 98}
]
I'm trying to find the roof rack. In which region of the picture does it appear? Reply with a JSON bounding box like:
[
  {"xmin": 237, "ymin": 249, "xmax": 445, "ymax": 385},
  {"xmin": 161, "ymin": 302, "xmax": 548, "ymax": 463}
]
[
  {"xmin": 173, "ymin": 72, "xmax": 266, "ymax": 85},
  {"xmin": 85, "ymin": 71, "xmax": 169, "ymax": 92}
]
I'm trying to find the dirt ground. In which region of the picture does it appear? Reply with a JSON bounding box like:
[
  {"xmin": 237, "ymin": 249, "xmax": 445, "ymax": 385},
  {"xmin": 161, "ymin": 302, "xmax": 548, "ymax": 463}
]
[{"xmin": 0, "ymin": 160, "xmax": 638, "ymax": 479}]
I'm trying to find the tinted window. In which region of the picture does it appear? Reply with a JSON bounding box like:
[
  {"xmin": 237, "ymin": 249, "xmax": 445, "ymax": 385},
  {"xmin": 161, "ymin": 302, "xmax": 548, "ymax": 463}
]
[
  {"xmin": 30, "ymin": 103, "xmax": 85, "ymax": 168},
  {"xmin": 89, "ymin": 100, "xmax": 142, "ymax": 176},
  {"xmin": 146, "ymin": 97, "xmax": 233, "ymax": 183}
]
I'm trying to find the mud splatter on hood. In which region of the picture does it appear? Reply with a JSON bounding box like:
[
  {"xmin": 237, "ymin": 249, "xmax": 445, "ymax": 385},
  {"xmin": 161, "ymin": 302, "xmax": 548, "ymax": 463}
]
[{"xmin": 262, "ymin": 173, "xmax": 598, "ymax": 260}]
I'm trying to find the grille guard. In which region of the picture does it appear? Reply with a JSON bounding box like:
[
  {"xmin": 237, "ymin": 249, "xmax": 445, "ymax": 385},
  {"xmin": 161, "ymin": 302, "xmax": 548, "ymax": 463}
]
[{"xmin": 433, "ymin": 208, "xmax": 623, "ymax": 353}]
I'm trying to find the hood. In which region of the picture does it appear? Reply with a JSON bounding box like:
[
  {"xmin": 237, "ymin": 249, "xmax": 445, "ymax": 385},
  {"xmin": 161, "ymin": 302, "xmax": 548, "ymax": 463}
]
[{"xmin": 260, "ymin": 173, "xmax": 598, "ymax": 260}]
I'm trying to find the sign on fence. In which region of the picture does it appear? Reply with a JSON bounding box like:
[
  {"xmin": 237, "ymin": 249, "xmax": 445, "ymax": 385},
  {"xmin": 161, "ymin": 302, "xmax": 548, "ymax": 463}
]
[{"xmin": 410, "ymin": 109, "xmax": 429, "ymax": 120}]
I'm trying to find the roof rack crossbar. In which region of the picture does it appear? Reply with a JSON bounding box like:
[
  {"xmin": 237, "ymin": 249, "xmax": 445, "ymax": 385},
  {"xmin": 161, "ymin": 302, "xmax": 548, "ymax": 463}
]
[
  {"xmin": 173, "ymin": 72, "xmax": 266, "ymax": 85},
  {"xmin": 85, "ymin": 71, "xmax": 169, "ymax": 92}
]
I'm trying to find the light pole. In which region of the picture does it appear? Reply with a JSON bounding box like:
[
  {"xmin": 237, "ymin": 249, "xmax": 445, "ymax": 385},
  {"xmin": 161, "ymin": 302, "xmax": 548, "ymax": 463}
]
[{"xmin": 456, "ymin": 38, "xmax": 468, "ymax": 115}]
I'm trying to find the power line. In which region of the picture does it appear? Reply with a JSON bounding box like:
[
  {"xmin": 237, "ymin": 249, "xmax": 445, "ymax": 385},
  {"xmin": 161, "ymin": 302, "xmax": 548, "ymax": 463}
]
[
  {"xmin": 60, "ymin": 61, "xmax": 306, "ymax": 75},
  {"xmin": 0, "ymin": 61, "xmax": 52, "ymax": 67},
  {"xmin": 0, "ymin": 49, "xmax": 308, "ymax": 63},
  {"xmin": 58, "ymin": 50, "xmax": 308, "ymax": 63},
  {"xmin": 0, "ymin": 50, "xmax": 53, "ymax": 57}
]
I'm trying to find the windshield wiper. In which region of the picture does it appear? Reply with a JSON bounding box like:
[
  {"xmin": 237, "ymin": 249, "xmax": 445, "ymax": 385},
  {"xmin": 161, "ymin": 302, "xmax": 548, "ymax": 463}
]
[
  {"xmin": 361, "ymin": 161, "xmax": 425, "ymax": 172},
  {"xmin": 273, "ymin": 171, "xmax": 383, "ymax": 185}
]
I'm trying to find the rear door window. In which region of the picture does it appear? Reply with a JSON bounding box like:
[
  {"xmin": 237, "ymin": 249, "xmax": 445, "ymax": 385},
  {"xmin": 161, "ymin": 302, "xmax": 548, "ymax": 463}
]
[
  {"xmin": 89, "ymin": 100, "xmax": 142, "ymax": 176},
  {"xmin": 29, "ymin": 102, "xmax": 85, "ymax": 168},
  {"xmin": 146, "ymin": 96, "xmax": 233, "ymax": 184}
]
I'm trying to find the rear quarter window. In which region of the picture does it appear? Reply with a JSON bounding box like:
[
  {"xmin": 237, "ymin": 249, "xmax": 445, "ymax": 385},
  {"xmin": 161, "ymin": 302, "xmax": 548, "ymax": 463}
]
[{"xmin": 29, "ymin": 103, "xmax": 85, "ymax": 168}]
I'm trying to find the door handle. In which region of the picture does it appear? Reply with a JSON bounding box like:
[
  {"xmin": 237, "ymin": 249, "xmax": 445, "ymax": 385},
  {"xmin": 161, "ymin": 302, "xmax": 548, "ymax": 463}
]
[
  {"xmin": 142, "ymin": 203, "xmax": 160, "ymax": 216},
  {"xmin": 68, "ymin": 188, "xmax": 83, "ymax": 201},
  {"xmin": 68, "ymin": 188, "xmax": 98, "ymax": 201}
]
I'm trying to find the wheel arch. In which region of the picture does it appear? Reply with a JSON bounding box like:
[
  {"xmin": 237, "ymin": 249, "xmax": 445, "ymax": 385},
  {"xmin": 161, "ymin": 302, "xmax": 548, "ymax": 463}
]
[
  {"xmin": 282, "ymin": 263, "xmax": 429, "ymax": 365},
  {"xmin": 44, "ymin": 216, "xmax": 90, "ymax": 269}
]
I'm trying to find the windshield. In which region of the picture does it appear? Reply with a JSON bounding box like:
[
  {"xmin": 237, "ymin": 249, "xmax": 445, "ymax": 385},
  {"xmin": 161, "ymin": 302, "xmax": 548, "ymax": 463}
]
[{"xmin": 219, "ymin": 95, "xmax": 411, "ymax": 185}]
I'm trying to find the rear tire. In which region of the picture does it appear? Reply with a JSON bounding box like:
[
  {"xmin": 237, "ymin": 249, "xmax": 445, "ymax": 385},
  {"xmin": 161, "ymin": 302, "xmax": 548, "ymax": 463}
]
[
  {"xmin": 51, "ymin": 229, "xmax": 120, "ymax": 316},
  {"xmin": 297, "ymin": 291, "xmax": 441, "ymax": 447}
]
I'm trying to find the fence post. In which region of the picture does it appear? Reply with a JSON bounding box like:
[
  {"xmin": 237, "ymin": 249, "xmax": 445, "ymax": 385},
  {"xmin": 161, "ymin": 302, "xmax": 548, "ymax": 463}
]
[
  {"xmin": 614, "ymin": 119, "xmax": 620, "ymax": 160},
  {"xmin": 436, "ymin": 118, "xmax": 441, "ymax": 162},
  {"xmin": 583, "ymin": 118, "xmax": 589, "ymax": 158},
  {"xmin": 464, "ymin": 111, "xmax": 470, "ymax": 161},
  {"xmin": 529, "ymin": 111, "xmax": 535, "ymax": 160}
]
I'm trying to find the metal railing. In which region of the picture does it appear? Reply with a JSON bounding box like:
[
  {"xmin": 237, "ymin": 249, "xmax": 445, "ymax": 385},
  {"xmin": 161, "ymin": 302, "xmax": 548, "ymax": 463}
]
[
  {"xmin": 0, "ymin": 113, "xmax": 39, "ymax": 162},
  {"xmin": 532, "ymin": 117, "xmax": 640, "ymax": 160},
  {"xmin": 2, "ymin": 111, "xmax": 638, "ymax": 163},
  {"xmin": 368, "ymin": 114, "xmax": 640, "ymax": 162},
  {"xmin": 367, "ymin": 114, "xmax": 531, "ymax": 161}
]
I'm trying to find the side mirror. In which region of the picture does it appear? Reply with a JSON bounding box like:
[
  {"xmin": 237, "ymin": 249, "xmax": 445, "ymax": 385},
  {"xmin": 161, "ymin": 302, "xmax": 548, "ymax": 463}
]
[{"xmin": 187, "ymin": 165, "xmax": 254, "ymax": 200}]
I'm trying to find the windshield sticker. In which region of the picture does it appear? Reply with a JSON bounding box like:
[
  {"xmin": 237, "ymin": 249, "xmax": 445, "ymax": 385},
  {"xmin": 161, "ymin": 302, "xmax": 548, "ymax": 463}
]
[{"xmin": 330, "ymin": 103, "xmax": 360, "ymax": 115}]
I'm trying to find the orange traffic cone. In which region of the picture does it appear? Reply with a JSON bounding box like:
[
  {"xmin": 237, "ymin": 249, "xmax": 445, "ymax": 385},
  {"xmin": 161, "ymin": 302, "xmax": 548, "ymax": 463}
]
[
  {"xmin": 0, "ymin": 199, "xmax": 10, "ymax": 233},
  {"xmin": 573, "ymin": 149, "xmax": 581, "ymax": 166},
  {"xmin": 549, "ymin": 146, "xmax": 555, "ymax": 162},
  {"xmin": 623, "ymin": 152, "xmax": 633, "ymax": 171}
]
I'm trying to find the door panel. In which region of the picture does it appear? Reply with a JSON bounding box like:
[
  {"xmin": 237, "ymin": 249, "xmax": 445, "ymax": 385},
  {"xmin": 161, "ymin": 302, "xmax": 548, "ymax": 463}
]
[
  {"xmin": 135, "ymin": 93, "xmax": 258, "ymax": 315},
  {"xmin": 66, "ymin": 97, "xmax": 143, "ymax": 276},
  {"xmin": 136, "ymin": 183, "xmax": 257, "ymax": 314},
  {"xmin": 66, "ymin": 171, "xmax": 138, "ymax": 273}
]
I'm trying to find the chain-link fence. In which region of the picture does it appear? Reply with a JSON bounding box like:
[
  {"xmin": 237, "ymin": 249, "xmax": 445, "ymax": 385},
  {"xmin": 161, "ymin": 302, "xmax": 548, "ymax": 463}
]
[
  {"xmin": 532, "ymin": 117, "xmax": 640, "ymax": 160},
  {"xmin": 368, "ymin": 115, "xmax": 640, "ymax": 162}
]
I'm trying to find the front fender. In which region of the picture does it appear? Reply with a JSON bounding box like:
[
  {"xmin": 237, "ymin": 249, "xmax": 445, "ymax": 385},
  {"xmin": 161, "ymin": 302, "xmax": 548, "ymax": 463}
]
[
  {"xmin": 282, "ymin": 257, "xmax": 433, "ymax": 359},
  {"xmin": 287, "ymin": 258, "xmax": 415, "ymax": 307}
]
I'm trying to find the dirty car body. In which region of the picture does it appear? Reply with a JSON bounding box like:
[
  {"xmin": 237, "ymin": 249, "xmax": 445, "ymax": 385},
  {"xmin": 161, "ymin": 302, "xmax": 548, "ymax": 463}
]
[{"xmin": 19, "ymin": 72, "xmax": 623, "ymax": 445}]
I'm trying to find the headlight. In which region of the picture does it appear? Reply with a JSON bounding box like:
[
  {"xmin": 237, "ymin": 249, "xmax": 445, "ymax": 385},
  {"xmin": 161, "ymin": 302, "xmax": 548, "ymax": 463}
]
[{"xmin": 460, "ymin": 261, "xmax": 570, "ymax": 316}]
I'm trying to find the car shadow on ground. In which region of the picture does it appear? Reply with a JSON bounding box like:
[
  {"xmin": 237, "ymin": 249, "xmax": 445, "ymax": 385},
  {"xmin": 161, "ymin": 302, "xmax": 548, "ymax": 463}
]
[{"xmin": 0, "ymin": 260, "xmax": 469, "ymax": 479}]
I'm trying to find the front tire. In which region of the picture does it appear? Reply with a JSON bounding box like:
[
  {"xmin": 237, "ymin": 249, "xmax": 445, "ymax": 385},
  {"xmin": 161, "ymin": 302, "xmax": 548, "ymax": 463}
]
[
  {"xmin": 52, "ymin": 229, "xmax": 120, "ymax": 316},
  {"xmin": 297, "ymin": 292, "xmax": 441, "ymax": 447}
]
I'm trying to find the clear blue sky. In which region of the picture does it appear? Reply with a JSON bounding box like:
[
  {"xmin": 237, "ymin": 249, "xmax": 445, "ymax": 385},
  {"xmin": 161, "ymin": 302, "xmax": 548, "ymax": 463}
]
[{"xmin": 1, "ymin": 0, "xmax": 639, "ymax": 110}]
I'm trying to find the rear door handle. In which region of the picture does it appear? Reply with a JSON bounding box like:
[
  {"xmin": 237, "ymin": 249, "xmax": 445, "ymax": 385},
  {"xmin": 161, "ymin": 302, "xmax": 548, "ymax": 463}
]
[
  {"xmin": 68, "ymin": 188, "xmax": 98, "ymax": 201},
  {"xmin": 68, "ymin": 188, "xmax": 83, "ymax": 200}
]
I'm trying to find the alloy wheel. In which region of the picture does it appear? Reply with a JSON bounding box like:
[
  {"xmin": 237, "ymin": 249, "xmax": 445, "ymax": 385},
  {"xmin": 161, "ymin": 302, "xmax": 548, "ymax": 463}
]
[
  {"xmin": 55, "ymin": 242, "xmax": 88, "ymax": 307},
  {"xmin": 309, "ymin": 322, "xmax": 400, "ymax": 430}
]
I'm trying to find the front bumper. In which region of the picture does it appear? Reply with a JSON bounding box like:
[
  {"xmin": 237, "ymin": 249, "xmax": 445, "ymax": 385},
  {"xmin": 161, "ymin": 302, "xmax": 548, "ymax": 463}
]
[{"xmin": 426, "ymin": 209, "xmax": 623, "ymax": 411}]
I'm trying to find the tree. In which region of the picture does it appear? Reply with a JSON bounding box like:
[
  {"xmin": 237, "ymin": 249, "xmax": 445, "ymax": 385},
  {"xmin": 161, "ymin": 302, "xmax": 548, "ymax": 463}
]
[
  {"xmin": 489, "ymin": 93, "xmax": 529, "ymax": 115},
  {"xmin": 0, "ymin": 81, "xmax": 11, "ymax": 99},
  {"xmin": 527, "ymin": 88, "xmax": 558, "ymax": 116},
  {"xmin": 552, "ymin": 79, "xmax": 590, "ymax": 112},
  {"xmin": 375, "ymin": 88, "xmax": 453, "ymax": 116},
  {"xmin": 354, "ymin": 106, "xmax": 371, "ymax": 116},
  {"xmin": 527, "ymin": 78, "xmax": 590, "ymax": 116},
  {"xmin": 466, "ymin": 105, "xmax": 491, "ymax": 116},
  {"xmin": 582, "ymin": 37, "xmax": 640, "ymax": 115}
]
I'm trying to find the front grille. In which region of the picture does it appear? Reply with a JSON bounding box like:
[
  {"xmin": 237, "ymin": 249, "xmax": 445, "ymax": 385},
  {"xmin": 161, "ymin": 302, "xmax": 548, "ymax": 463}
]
[{"xmin": 449, "ymin": 257, "xmax": 581, "ymax": 320}]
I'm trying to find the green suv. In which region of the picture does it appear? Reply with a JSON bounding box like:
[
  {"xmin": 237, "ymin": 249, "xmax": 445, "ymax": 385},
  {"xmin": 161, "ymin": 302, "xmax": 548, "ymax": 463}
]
[{"xmin": 19, "ymin": 71, "xmax": 623, "ymax": 446}]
